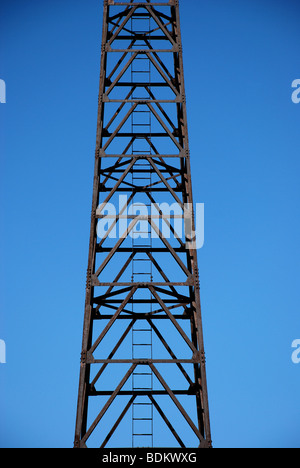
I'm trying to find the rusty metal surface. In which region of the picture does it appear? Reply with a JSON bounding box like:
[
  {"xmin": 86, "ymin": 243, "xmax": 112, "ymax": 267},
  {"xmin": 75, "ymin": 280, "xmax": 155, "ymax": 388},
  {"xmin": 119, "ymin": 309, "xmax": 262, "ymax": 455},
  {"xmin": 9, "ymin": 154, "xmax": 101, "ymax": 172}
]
[{"xmin": 74, "ymin": 0, "xmax": 212, "ymax": 449}]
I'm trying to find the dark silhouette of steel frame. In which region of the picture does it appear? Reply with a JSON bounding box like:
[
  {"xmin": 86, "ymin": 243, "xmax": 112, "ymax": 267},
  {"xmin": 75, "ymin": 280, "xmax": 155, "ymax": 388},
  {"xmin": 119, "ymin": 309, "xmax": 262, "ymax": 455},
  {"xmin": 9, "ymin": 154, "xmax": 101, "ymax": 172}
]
[{"xmin": 74, "ymin": 0, "xmax": 212, "ymax": 449}]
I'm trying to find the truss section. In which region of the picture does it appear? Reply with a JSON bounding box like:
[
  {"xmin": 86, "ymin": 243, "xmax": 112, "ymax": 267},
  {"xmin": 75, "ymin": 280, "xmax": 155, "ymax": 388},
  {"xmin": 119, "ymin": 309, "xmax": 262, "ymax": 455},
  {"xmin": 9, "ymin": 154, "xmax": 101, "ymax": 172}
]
[{"xmin": 74, "ymin": 0, "xmax": 212, "ymax": 449}]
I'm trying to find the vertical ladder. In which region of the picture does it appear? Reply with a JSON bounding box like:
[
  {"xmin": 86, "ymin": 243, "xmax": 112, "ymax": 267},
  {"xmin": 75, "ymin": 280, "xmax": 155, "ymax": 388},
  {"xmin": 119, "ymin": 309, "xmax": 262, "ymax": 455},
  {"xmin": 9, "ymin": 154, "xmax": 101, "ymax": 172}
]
[{"xmin": 130, "ymin": 13, "xmax": 154, "ymax": 449}]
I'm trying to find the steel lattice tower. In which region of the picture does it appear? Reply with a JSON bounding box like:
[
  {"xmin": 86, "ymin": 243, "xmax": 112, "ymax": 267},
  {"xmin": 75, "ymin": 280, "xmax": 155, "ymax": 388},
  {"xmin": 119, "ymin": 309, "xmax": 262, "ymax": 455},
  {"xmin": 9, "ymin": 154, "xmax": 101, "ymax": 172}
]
[{"xmin": 74, "ymin": 0, "xmax": 212, "ymax": 449}]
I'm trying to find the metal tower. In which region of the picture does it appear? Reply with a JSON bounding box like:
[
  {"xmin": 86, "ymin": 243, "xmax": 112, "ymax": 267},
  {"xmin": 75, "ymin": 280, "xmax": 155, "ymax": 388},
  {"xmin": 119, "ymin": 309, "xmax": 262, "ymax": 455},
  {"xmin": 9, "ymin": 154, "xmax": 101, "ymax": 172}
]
[{"xmin": 74, "ymin": 0, "xmax": 212, "ymax": 449}]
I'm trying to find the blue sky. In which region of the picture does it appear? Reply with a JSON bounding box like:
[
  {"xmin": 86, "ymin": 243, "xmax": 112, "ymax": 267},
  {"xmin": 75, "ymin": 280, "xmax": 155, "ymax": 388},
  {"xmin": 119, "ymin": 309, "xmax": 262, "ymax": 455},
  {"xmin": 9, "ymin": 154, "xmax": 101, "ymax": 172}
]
[{"xmin": 0, "ymin": 0, "xmax": 300, "ymax": 448}]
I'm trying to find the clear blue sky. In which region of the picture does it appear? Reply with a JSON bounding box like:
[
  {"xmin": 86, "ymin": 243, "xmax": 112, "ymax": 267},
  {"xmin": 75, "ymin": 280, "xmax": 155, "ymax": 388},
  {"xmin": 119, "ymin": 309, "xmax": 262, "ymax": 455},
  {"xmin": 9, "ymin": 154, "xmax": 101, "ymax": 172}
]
[{"xmin": 0, "ymin": 0, "xmax": 300, "ymax": 448}]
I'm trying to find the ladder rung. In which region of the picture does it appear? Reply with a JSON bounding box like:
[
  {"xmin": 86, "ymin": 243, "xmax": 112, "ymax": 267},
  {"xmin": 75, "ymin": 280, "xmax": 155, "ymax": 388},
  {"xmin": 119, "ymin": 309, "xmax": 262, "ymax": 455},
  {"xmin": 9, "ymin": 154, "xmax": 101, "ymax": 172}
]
[
  {"xmin": 132, "ymin": 245, "xmax": 152, "ymax": 248},
  {"xmin": 133, "ymin": 373, "xmax": 152, "ymax": 376},
  {"xmin": 133, "ymin": 386, "xmax": 153, "ymax": 389},
  {"xmin": 132, "ymin": 275, "xmax": 152, "ymax": 278},
  {"xmin": 133, "ymin": 403, "xmax": 152, "ymax": 406},
  {"xmin": 133, "ymin": 260, "xmax": 151, "ymax": 262},
  {"xmin": 133, "ymin": 418, "xmax": 152, "ymax": 421},
  {"xmin": 133, "ymin": 343, "xmax": 152, "ymax": 346}
]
